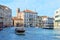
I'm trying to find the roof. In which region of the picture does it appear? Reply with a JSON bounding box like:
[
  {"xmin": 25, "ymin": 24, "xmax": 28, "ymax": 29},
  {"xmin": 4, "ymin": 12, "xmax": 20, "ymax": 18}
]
[
  {"xmin": 23, "ymin": 9, "xmax": 37, "ymax": 14},
  {"xmin": 0, "ymin": 5, "xmax": 11, "ymax": 10},
  {"xmin": 41, "ymin": 16, "xmax": 48, "ymax": 18},
  {"xmin": 12, "ymin": 17, "xmax": 23, "ymax": 20}
]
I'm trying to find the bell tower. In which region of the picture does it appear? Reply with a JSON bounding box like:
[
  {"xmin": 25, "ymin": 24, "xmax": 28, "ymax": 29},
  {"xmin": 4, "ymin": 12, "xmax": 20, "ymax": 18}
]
[{"xmin": 16, "ymin": 8, "xmax": 20, "ymax": 17}]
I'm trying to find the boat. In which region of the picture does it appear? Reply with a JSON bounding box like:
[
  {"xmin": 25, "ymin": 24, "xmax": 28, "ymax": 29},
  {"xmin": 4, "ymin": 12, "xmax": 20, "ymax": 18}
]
[
  {"xmin": 15, "ymin": 27, "xmax": 25, "ymax": 34},
  {"xmin": 42, "ymin": 27, "xmax": 53, "ymax": 29},
  {"xmin": 35, "ymin": 27, "xmax": 39, "ymax": 28}
]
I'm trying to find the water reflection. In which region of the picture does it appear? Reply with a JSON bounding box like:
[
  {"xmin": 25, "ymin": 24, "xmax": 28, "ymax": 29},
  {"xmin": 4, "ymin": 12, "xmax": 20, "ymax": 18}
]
[
  {"xmin": 0, "ymin": 27, "xmax": 60, "ymax": 40},
  {"xmin": 16, "ymin": 34, "xmax": 25, "ymax": 36}
]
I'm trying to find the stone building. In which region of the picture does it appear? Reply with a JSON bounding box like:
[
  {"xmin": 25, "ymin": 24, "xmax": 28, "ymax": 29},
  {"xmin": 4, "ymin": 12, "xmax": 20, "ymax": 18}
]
[
  {"xmin": 13, "ymin": 8, "xmax": 37, "ymax": 27},
  {"xmin": 0, "ymin": 5, "xmax": 12, "ymax": 27},
  {"xmin": 37, "ymin": 16, "xmax": 54, "ymax": 28},
  {"xmin": 54, "ymin": 8, "xmax": 60, "ymax": 28},
  {"xmin": 42, "ymin": 16, "xmax": 54, "ymax": 28},
  {"xmin": 37, "ymin": 16, "xmax": 42, "ymax": 27}
]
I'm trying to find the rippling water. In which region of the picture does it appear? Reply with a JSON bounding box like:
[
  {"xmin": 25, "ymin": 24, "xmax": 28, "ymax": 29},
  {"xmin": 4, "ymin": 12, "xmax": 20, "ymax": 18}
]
[{"xmin": 0, "ymin": 27, "xmax": 60, "ymax": 40}]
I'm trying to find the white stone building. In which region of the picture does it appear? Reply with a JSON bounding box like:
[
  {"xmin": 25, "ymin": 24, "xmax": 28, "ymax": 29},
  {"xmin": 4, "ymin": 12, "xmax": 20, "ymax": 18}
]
[
  {"xmin": 54, "ymin": 8, "xmax": 60, "ymax": 28},
  {"xmin": 23, "ymin": 10, "xmax": 37, "ymax": 27},
  {"xmin": 41, "ymin": 16, "xmax": 54, "ymax": 28},
  {"xmin": 13, "ymin": 8, "xmax": 37, "ymax": 27},
  {"xmin": 0, "ymin": 5, "xmax": 12, "ymax": 27}
]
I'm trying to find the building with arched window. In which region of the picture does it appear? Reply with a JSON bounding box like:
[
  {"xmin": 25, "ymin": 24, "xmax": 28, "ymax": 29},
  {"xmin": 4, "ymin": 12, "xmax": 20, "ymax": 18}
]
[
  {"xmin": 0, "ymin": 5, "xmax": 12, "ymax": 27},
  {"xmin": 54, "ymin": 8, "xmax": 60, "ymax": 28},
  {"xmin": 13, "ymin": 8, "xmax": 38, "ymax": 27}
]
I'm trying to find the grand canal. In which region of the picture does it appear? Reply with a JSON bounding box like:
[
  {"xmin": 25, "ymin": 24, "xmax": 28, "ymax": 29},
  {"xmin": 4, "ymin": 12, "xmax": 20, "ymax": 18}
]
[{"xmin": 0, "ymin": 27, "xmax": 60, "ymax": 40}]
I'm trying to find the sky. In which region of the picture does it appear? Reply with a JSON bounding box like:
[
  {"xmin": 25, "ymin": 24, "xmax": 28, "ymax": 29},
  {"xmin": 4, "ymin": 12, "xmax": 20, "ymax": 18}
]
[{"xmin": 0, "ymin": 0, "xmax": 60, "ymax": 17}]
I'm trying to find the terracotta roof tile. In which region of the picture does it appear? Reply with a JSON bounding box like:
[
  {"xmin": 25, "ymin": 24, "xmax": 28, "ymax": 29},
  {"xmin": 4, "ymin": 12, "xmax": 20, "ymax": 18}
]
[
  {"xmin": 23, "ymin": 9, "xmax": 37, "ymax": 14},
  {"xmin": 12, "ymin": 17, "xmax": 23, "ymax": 20},
  {"xmin": 42, "ymin": 16, "xmax": 48, "ymax": 18}
]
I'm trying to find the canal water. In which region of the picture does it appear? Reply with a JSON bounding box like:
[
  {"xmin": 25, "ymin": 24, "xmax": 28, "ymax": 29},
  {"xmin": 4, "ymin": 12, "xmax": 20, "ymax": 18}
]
[{"xmin": 0, "ymin": 27, "xmax": 60, "ymax": 40}]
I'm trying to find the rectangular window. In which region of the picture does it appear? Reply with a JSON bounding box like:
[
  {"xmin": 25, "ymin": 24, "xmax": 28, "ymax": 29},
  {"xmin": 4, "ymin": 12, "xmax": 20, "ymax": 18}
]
[
  {"xmin": 55, "ymin": 20, "xmax": 60, "ymax": 22},
  {"xmin": 55, "ymin": 15, "xmax": 60, "ymax": 18}
]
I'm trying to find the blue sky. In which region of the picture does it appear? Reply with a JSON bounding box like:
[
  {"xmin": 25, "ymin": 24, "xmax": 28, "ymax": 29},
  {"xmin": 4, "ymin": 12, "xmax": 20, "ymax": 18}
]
[{"xmin": 0, "ymin": 0, "xmax": 60, "ymax": 17}]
